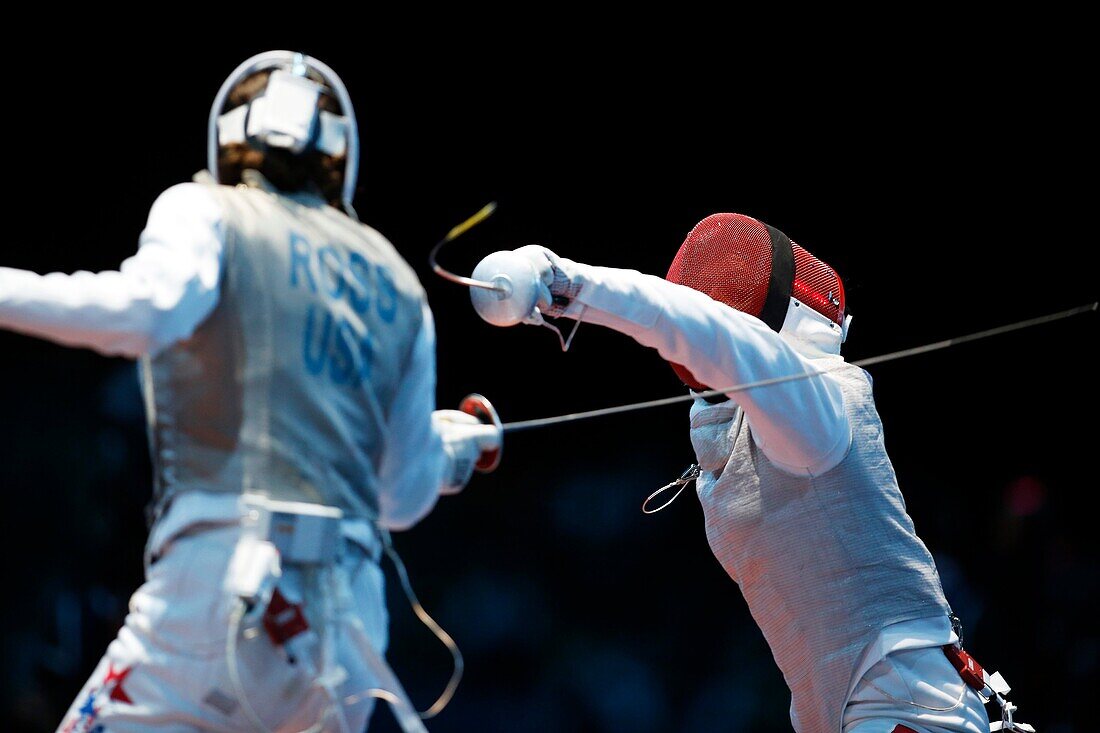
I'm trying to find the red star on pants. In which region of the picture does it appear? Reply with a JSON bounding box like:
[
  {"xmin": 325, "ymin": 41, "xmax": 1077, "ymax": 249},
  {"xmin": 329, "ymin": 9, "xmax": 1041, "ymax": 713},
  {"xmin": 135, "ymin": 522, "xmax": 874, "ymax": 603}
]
[{"xmin": 102, "ymin": 663, "xmax": 133, "ymax": 704}]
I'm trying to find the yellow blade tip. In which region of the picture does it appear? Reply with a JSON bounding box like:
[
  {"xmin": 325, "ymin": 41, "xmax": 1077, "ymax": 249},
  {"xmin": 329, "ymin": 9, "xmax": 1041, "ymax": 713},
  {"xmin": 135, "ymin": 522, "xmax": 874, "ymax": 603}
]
[{"xmin": 445, "ymin": 201, "xmax": 498, "ymax": 241}]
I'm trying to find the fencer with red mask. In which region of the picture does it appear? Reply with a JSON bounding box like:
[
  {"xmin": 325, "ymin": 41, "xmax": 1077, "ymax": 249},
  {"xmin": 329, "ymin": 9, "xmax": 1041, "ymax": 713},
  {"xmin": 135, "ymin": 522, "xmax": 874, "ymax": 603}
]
[{"xmin": 471, "ymin": 213, "xmax": 1031, "ymax": 733}]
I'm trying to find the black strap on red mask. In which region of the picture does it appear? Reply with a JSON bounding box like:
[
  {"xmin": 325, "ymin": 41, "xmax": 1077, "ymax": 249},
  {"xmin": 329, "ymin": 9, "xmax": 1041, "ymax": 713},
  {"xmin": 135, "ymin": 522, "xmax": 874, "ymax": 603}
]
[{"xmin": 760, "ymin": 224, "xmax": 795, "ymax": 332}]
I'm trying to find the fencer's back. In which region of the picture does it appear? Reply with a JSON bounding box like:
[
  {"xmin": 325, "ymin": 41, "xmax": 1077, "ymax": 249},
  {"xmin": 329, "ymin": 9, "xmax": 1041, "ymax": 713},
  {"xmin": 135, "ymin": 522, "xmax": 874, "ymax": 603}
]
[{"xmin": 141, "ymin": 175, "xmax": 425, "ymax": 521}]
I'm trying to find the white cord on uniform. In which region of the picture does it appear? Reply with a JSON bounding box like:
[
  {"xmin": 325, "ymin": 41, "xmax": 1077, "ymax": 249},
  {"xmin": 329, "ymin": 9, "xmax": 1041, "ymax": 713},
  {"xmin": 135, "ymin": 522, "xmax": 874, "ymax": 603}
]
[
  {"xmin": 225, "ymin": 538, "xmax": 455, "ymax": 732},
  {"xmin": 227, "ymin": 601, "xmax": 277, "ymax": 733},
  {"xmin": 382, "ymin": 530, "xmax": 464, "ymax": 719},
  {"xmin": 337, "ymin": 530, "xmax": 465, "ymax": 721},
  {"xmin": 864, "ymin": 677, "xmax": 968, "ymax": 712},
  {"xmin": 642, "ymin": 464, "xmax": 700, "ymax": 514},
  {"xmin": 526, "ymin": 305, "xmax": 586, "ymax": 352},
  {"xmin": 318, "ymin": 567, "xmax": 353, "ymax": 733},
  {"xmin": 226, "ymin": 582, "xmax": 343, "ymax": 733}
]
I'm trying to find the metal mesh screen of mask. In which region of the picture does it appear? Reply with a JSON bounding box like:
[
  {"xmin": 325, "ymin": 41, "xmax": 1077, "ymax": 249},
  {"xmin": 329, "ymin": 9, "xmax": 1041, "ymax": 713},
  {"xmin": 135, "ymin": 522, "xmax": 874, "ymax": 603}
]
[
  {"xmin": 665, "ymin": 213, "xmax": 844, "ymax": 391},
  {"xmin": 666, "ymin": 213, "xmax": 780, "ymax": 390},
  {"xmin": 667, "ymin": 213, "xmax": 775, "ymax": 321},
  {"xmin": 792, "ymin": 243, "xmax": 846, "ymax": 327}
]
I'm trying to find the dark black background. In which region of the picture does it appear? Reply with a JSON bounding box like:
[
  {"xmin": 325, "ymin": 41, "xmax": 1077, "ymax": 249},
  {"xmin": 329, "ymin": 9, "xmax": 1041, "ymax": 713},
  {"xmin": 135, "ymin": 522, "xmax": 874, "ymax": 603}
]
[{"xmin": 0, "ymin": 32, "xmax": 1094, "ymax": 732}]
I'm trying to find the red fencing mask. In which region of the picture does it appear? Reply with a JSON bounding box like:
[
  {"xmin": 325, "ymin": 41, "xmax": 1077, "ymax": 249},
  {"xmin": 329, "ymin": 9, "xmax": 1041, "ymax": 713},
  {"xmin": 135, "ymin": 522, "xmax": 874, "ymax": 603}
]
[{"xmin": 665, "ymin": 213, "xmax": 846, "ymax": 391}]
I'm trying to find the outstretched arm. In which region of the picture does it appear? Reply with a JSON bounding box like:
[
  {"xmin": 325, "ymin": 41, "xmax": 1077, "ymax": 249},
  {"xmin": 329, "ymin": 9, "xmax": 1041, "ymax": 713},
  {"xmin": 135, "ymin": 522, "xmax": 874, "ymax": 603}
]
[
  {"xmin": 0, "ymin": 183, "xmax": 224, "ymax": 358},
  {"xmin": 518, "ymin": 248, "xmax": 850, "ymax": 477}
]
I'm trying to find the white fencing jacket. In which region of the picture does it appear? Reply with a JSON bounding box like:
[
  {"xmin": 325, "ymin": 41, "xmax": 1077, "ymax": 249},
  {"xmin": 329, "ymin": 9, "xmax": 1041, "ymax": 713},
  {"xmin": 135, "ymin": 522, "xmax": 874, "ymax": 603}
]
[
  {"xmin": 0, "ymin": 180, "xmax": 449, "ymax": 531},
  {"xmin": 554, "ymin": 259, "xmax": 957, "ymax": 732}
]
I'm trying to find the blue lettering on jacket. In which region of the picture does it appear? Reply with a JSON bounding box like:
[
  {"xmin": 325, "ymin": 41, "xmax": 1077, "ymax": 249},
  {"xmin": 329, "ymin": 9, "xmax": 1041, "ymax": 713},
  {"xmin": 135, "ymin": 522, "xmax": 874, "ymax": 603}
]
[
  {"xmin": 317, "ymin": 246, "xmax": 347, "ymax": 300},
  {"xmin": 289, "ymin": 232, "xmax": 317, "ymax": 292},
  {"xmin": 347, "ymin": 252, "xmax": 371, "ymax": 315},
  {"xmin": 290, "ymin": 231, "xmax": 395, "ymax": 388},
  {"xmin": 302, "ymin": 306, "xmax": 332, "ymax": 376},
  {"xmin": 377, "ymin": 266, "xmax": 397, "ymax": 324}
]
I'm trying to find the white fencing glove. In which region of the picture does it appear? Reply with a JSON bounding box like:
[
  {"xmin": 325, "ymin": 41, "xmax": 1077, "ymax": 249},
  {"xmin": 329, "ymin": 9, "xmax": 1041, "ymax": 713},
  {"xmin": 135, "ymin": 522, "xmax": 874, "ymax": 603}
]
[
  {"xmin": 511, "ymin": 245, "xmax": 585, "ymax": 318},
  {"xmin": 432, "ymin": 409, "xmax": 502, "ymax": 494}
]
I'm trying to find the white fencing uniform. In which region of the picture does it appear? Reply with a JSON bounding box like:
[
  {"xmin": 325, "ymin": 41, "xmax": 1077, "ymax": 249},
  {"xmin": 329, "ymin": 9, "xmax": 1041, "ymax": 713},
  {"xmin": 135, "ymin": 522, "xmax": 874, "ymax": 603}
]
[
  {"xmin": 535, "ymin": 257, "xmax": 990, "ymax": 733},
  {"xmin": 1, "ymin": 174, "xmax": 463, "ymax": 731},
  {"xmin": 56, "ymin": 511, "xmax": 389, "ymax": 733}
]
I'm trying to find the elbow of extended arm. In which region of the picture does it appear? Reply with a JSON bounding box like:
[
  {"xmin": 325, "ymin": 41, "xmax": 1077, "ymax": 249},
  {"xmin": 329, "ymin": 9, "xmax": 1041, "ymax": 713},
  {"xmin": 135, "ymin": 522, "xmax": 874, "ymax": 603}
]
[
  {"xmin": 378, "ymin": 472, "xmax": 440, "ymax": 531},
  {"xmin": 120, "ymin": 272, "xmax": 221, "ymax": 357},
  {"xmin": 379, "ymin": 499, "xmax": 437, "ymax": 532},
  {"xmin": 757, "ymin": 415, "xmax": 852, "ymax": 477},
  {"xmin": 804, "ymin": 408, "xmax": 853, "ymax": 477},
  {"xmin": 751, "ymin": 378, "xmax": 852, "ymax": 477},
  {"xmin": 377, "ymin": 432, "xmax": 448, "ymax": 532},
  {"xmin": 93, "ymin": 305, "xmax": 180, "ymax": 359}
]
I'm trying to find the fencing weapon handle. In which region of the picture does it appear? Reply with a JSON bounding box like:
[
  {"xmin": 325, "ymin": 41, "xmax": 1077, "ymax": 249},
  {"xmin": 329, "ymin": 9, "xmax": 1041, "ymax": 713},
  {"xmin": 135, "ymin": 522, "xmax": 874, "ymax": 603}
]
[
  {"xmin": 459, "ymin": 393, "xmax": 503, "ymax": 472},
  {"xmin": 468, "ymin": 251, "xmax": 544, "ymax": 327}
]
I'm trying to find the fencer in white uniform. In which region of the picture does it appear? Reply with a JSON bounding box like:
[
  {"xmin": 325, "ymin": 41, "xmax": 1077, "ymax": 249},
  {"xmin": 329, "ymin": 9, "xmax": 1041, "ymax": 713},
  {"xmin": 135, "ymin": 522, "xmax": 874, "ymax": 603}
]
[
  {"xmin": 0, "ymin": 52, "xmax": 499, "ymax": 732},
  {"xmin": 483, "ymin": 213, "xmax": 1026, "ymax": 733}
]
